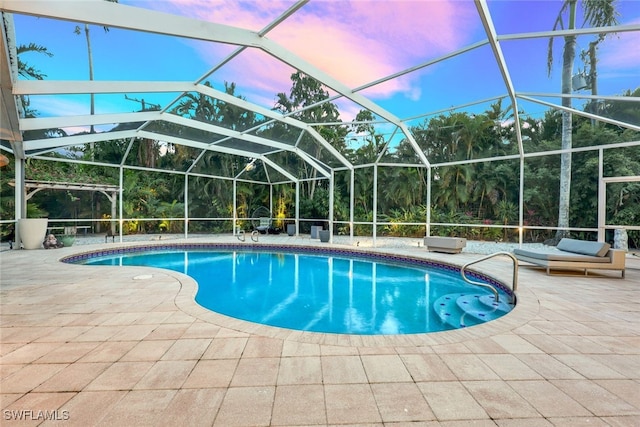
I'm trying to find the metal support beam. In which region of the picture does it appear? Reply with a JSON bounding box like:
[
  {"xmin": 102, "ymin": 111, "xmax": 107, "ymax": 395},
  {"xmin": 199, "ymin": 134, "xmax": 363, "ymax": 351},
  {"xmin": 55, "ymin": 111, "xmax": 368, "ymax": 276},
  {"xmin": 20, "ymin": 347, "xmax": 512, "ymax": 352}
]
[
  {"xmin": 232, "ymin": 179, "xmax": 237, "ymax": 236},
  {"xmin": 475, "ymin": 0, "xmax": 524, "ymax": 157},
  {"xmin": 0, "ymin": 12, "xmax": 23, "ymax": 155},
  {"xmin": 597, "ymin": 149, "xmax": 605, "ymax": 242},
  {"xmin": 329, "ymin": 170, "xmax": 334, "ymax": 243},
  {"xmin": 372, "ymin": 164, "xmax": 378, "ymax": 246},
  {"xmin": 426, "ymin": 167, "xmax": 432, "ymax": 237},
  {"xmin": 12, "ymin": 156, "xmax": 24, "ymax": 248},
  {"xmin": 350, "ymin": 169, "xmax": 355, "ymax": 243},
  {"xmin": 184, "ymin": 175, "xmax": 189, "ymax": 239},
  {"xmin": 117, "ymin": 166, "xmax": 123, "ymax": 241},
  {"xmin": 1, "ymin": 1, "xmax": 263, "ymax": 46},
  {"xmin": 295, "ymin": 180, "xmax": 300, "ymax": 236}
]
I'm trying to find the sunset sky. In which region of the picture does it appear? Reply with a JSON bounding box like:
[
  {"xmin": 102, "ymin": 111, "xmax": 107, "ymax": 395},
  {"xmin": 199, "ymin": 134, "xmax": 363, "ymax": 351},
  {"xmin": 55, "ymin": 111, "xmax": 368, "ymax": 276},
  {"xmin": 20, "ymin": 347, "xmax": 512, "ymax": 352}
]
[{"xmin": 15, "ymin": 0, "xmax": 640, "ymax": 128}]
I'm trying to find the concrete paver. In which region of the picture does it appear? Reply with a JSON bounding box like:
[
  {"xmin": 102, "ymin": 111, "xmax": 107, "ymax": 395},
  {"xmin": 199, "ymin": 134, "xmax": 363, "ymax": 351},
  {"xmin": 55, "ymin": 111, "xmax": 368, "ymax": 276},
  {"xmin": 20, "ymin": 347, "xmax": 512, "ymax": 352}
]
[{"xmin": 1, "ymin": 235, "xmax": 638, "ymax": 425}]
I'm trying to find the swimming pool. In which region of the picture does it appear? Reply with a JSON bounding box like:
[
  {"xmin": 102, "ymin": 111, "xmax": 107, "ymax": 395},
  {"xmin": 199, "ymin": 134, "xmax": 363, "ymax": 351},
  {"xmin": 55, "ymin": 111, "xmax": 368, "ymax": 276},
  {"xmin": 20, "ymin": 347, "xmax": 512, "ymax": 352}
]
[{"xmin": 66, "ymin": 244, "xmax": 515, "ymax": 335}]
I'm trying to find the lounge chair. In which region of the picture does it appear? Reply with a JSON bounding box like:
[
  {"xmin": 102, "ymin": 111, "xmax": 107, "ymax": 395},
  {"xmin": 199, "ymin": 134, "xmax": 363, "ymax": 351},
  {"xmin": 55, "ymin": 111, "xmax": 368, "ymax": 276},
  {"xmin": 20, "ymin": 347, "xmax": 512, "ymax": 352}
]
[{"xmin": 513, "ymin": 238, "xmax": 626, "ymax": 278}]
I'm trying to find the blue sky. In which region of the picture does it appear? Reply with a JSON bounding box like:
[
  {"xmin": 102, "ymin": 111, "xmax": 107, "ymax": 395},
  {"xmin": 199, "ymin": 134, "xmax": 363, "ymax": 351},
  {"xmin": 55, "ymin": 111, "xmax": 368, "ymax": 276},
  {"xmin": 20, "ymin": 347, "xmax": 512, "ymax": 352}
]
[{"xmin": 15, "ymin": 0, "xmax": 640, "ymax": 128}]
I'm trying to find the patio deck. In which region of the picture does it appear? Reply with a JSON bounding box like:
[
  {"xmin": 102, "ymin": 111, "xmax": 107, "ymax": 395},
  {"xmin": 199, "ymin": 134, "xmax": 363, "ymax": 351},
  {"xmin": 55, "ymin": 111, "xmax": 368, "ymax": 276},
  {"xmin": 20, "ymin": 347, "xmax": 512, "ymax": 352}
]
[{"xmin": 1, "ymin": 235, "xmax": 639, "ymax": 426}]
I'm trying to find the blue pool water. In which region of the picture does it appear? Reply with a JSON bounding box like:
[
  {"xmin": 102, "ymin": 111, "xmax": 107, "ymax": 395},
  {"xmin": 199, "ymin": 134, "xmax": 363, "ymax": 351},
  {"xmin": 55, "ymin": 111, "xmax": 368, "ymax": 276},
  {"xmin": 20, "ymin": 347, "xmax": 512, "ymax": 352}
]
[{"xmin": 72, "ymin": 247, "xmax": 514, "ymax": 335}]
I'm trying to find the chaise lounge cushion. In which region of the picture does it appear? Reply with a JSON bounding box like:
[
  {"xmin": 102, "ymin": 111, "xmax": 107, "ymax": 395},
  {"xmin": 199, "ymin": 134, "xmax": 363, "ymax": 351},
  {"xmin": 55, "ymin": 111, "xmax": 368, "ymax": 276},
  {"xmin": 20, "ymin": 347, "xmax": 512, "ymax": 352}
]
[
  {"xmin": 556, "ymin": 238, "xmax": 611, "ymax": 257},
  {"xmin": 513, "ymin": 247, "xmax": 611, "ymax": 263}
]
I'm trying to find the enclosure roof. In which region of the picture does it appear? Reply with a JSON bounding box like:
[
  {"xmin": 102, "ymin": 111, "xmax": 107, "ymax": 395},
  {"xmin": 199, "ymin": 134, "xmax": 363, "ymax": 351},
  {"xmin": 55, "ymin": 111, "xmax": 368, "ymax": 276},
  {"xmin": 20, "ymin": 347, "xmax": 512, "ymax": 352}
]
[{"xmin": 1, "ymin": 0, "xmax": 639, "ymax": 182}]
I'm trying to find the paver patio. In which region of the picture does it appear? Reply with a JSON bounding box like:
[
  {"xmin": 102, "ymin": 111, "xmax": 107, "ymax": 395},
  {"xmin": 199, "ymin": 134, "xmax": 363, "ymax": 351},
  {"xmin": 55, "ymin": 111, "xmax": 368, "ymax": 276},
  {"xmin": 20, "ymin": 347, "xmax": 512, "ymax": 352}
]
[{"xmin": 1, "ymin": 235, "xmax": 638, "ymax": 426}]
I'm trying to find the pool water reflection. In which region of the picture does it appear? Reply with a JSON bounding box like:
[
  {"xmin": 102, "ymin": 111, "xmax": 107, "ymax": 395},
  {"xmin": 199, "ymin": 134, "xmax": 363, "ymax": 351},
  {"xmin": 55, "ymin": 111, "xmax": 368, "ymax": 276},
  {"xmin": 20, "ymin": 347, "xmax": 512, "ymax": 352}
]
[{"xmin": 78, "ymin": 249, "xmax": 514, "ymax": 335}]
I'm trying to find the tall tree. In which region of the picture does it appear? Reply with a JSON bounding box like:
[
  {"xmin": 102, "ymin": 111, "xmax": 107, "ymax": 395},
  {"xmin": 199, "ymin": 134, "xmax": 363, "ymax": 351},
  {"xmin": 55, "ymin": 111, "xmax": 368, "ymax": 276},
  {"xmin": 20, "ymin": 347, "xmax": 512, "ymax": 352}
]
[
  {"xmin": 172, "ymin": 81, "xmax": 269, "ymax": 225},
  {"xmin": 581, "ymin": 0, "xmax": 619, "ymax": 122},
  {"xmin": 547, "ymin": 0, "xmax": 619, "ymax": 242},
  {"xmin": 274, "ymin": 72, "xmax": 346, "ymax": 200},
  {"xmin": 75, "ymin": 0, "xmax": 118, "ymax": 159},
  {"xmin": 17, "ymin": 43, "xmax": 52, "ymax": 80},
  {"xmin": 16, "ymin": 43, "xmax": 53, "ymax": 119}
]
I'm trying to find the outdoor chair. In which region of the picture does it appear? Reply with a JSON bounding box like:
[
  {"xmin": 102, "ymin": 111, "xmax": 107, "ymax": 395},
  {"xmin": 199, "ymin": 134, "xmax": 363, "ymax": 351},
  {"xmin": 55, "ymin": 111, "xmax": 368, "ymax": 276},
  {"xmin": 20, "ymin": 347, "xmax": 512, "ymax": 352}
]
[
  {"xmin": 251, "ymin": 206, "xmax": 273, "ymax": 234},
  {"xmin": 255, "ymin": 217, "xmax": 271, "ymax": 234}
]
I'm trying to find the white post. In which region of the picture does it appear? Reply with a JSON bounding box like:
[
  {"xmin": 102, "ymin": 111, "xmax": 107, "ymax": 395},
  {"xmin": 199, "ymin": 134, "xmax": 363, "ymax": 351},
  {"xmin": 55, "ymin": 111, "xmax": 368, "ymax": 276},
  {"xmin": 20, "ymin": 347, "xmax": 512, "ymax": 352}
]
[
  {"xmin": 269, "ymin": 183, "xmax": 273, "ymax": 230},
  {"xmin": 295, "ymin": 180, "xmax": 300, "ymax": 235},
  {"xmin": 184, "ymin": 174, "xmax": 189, "ymax": 239},
  {"xmin": 329, "ymin": 171, "xmax": 334, "ymax": 243},
  {"xmin": 232, "ymin": 179, "xmax": 238, "ymax": 236},
  {"xmin": 110, "ymin": 192, "xmax": 117, "ymax": 236},
  {"xmin": 426, "ymin": 166, "xmax": 431, "ymax": 238},
  {"xmin": 350, "ymin": 168, "xmax": 355, "ymax": 243},
  {"xmin": 597, "ymin": 149, "xmax": 605, "ymax": 242},
  {"xmin": 118, "ymin": 166, "xmax": 124, "ymax": 242},
  {"xmin": 519, "ymin": 156, "xmax": 524, "ymax": 247},
  {"xmin": 13, "ymin": 158, "xmax": 26, "ymax": 248},
  {"xmin": 372, "ymin": 164, "xmax": 378, "ymax": 247}
]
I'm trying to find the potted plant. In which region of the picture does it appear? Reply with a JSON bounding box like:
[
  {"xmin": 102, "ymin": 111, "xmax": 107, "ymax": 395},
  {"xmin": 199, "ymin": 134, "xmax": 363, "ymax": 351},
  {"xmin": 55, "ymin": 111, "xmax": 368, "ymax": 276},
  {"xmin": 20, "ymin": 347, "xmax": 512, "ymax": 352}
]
[{"xmin": 59, "ymin": 234, "xmax": 75, "ymax": 247}]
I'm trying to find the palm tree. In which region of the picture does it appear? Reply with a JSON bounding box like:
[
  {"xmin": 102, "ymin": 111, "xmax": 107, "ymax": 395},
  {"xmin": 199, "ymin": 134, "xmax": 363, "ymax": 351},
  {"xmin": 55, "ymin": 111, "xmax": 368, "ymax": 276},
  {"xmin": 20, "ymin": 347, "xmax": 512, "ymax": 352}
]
[
  {"xmin": 16, "ymin": 43, "xmax": 53, "ymax": 118},
  {"xmin": 274, "ymin": 72, "xmax": 345, "ymax": 200},
  {"xmin": 174, "ymin": 81, "xmax": 218, "ymax": 122},
  {"xmin": 432, "ymin": 164, "xmax": 473, "ymax": 213},
  {"xmin": 582, "ymin": 2, "xmax": 620, "ymax": 122},
  {"xmin": 547, "ymin": 0, "xmax": 619, "ymax": 242},
  {"xmin": 17, "ymin": 43, "xmax": 52, "ymax": 80},
  {"xmin": 75, "ymin": 0, "xmax": 118, "ymax": 159}
]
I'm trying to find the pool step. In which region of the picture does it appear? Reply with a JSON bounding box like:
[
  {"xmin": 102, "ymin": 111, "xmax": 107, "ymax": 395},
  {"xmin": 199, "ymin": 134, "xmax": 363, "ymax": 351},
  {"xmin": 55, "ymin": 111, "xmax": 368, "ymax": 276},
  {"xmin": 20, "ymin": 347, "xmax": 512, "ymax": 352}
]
[{"xmin": 433, "ymin": 293, "xmax": 514, "ymax": 329}]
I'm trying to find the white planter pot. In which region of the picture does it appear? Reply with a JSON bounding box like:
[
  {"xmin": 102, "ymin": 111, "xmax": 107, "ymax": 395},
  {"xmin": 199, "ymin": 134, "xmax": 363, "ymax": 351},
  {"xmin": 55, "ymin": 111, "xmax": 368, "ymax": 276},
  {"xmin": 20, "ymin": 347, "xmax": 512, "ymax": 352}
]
[{"xmin": 18, "ymin": 218, "xmax": 48, "ymax": 250}]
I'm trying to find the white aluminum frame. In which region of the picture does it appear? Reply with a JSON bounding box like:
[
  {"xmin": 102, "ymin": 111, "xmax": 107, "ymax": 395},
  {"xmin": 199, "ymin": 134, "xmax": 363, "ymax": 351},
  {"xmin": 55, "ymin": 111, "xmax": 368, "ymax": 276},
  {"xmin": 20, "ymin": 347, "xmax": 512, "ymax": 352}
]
[{"xmin": 1, "ymin": 0, "xmax": 639, "ymax": 247}]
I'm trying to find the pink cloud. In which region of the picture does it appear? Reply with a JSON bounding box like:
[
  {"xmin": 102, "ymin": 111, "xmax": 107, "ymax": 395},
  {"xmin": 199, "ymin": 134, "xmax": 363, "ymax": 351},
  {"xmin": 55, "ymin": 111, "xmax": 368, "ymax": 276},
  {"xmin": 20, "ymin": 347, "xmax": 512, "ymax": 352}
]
[
  {"xmin": 137, "ymin": 0, "xmax": 296, "ymax": 30},
  {"xmin": 267, "ymin": 1, "xmax": 477, "ymax": 96},
  {"xmin": 134, "ymin": 0, "xmax": 478, "ymax": 109},
  {"xmin": 598, "ymin": 23, "xmax": 640, "ymax": 70},
  {"xmin": 34, "ymin": 97, "xmax": 91, "ymax": 118}
]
